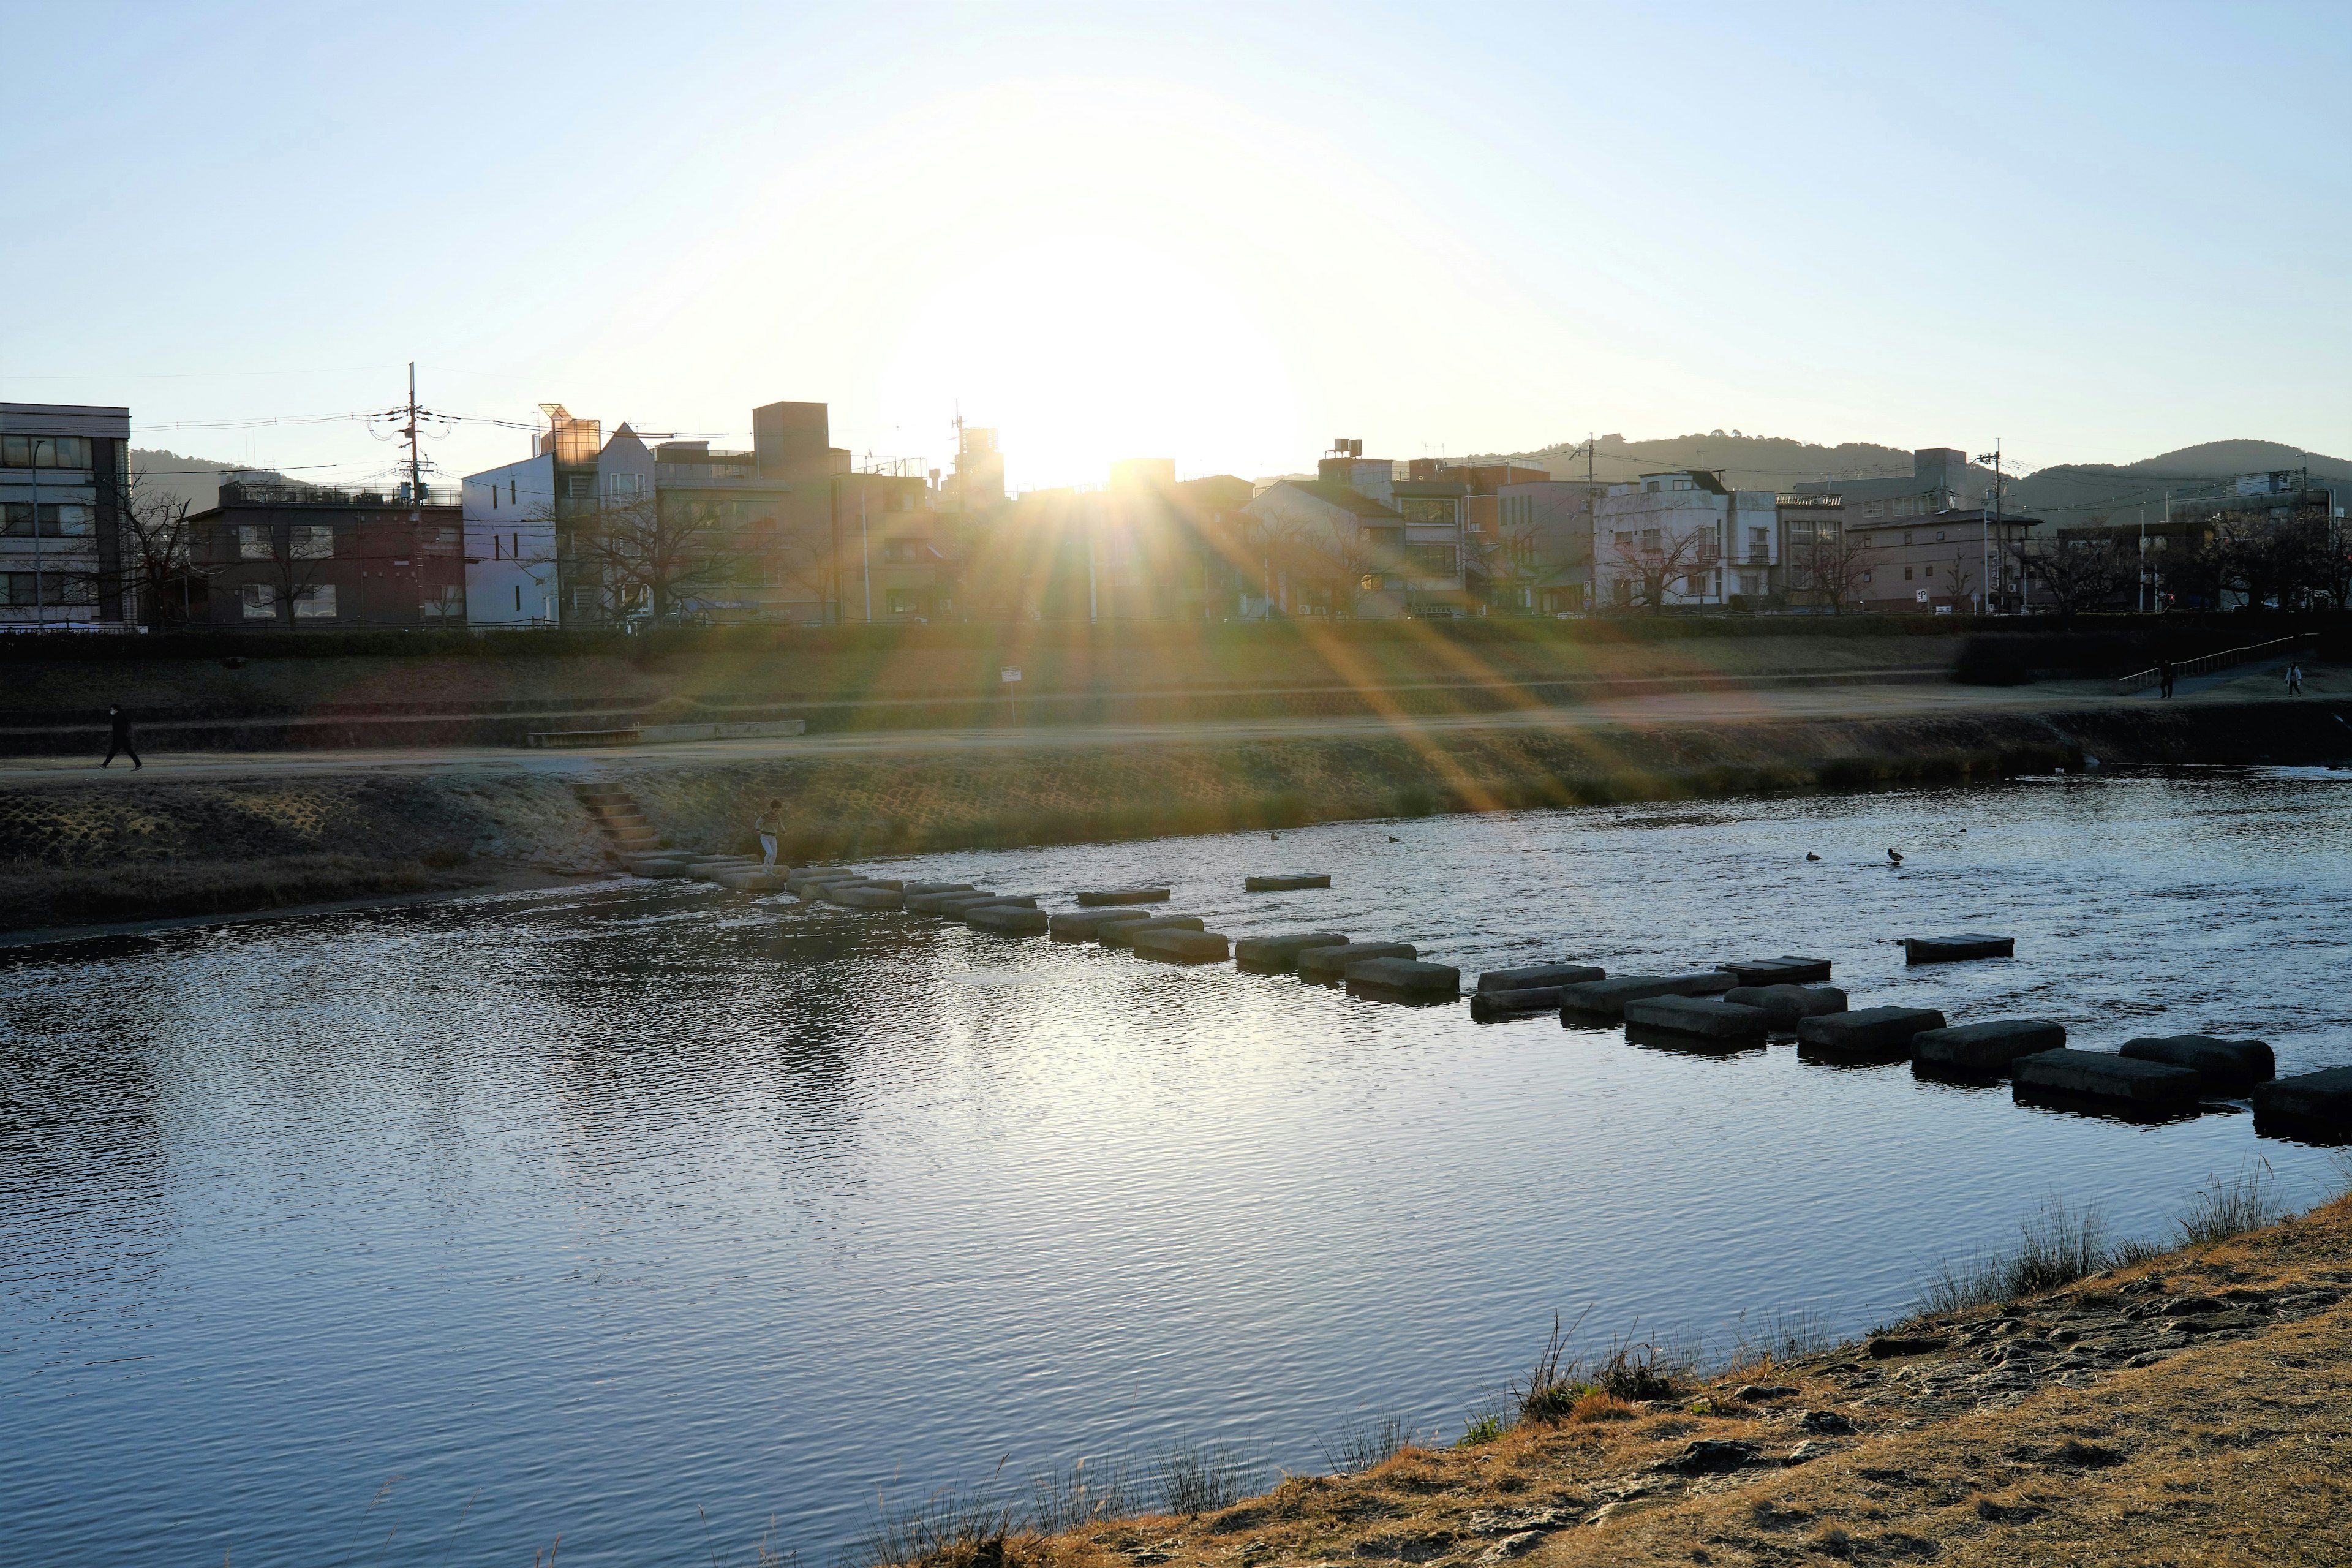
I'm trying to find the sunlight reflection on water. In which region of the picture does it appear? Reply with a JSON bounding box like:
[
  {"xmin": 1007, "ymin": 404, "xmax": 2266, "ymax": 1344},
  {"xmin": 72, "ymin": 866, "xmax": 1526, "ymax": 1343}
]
[{"xmin": 4, "ymin": 767, "xmax": 2350, "ymax": 1566}]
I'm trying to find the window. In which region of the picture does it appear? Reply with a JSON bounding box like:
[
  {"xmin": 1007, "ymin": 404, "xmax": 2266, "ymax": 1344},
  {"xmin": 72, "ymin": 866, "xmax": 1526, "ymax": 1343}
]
[
  {"xmin": 514, "ymin": 585, "xmax": 522, "ymax": 612},
  {"xmin": 1861, "ymin": 570, "xmax": 1874, "ymax": 586},
  {"xmin": 1398, "ymin": 498, "xmax": 1455, "ymax": 524},
  {"xmin": 1901, "ymin": 531, "xmax": 1913, "ymax": 545},
  {"xmin": 295, "ymin": 584, "xmax": 336, "ymax": 619},
  {"xmin": 1682, "ymin": 572, "xmax": 1707, "ymax": 597},
  {"xmin": 0, "ymin": 435, "xmax": 92, "ymax": 469},
  {"xmin": 241, "ymin": 582, "xmax": 277, "ymax": 619},
  {"xmin": 238, "ymin": 525, "xmax": 270, "ymax": 560},
  {"xmin": 1639, "ymin": 528, "xmax": 1661, "ymax": 555},
  {"xmin": 887, "ymin": 587, "xmax": 916, "ymax": 614},
  {"xmin": 565, "ymin": 476, "xmax": 594, "ymax": 499},
  {"xmin": 508, "ymin": 480, "xmax": 517, "ymax": 505},
  {"xmin": 292, "ymin": 526, "xmax": 334, "ymax": 559},
  {"xmin": 1747, "ymin": 526, "xmax": 1770, "ymax": 564},
  {"xmin": 1902, "ymin": 565, "xmax": 1914, "ymax": 580},
  {"xmin": 607, "ymin": 473, "xmax": 642, "ymax": 499},
  {"xmin": 1363, "ymin": 525, "xmax": 1403, "ymax": 546},
  {"xmin": 1923, "ymin": 563, "xmax": 1935, "ymax": 578},
  {"xmin": 1411, "ymin": 543, "xmax": 1457, "ymax": 576},
  {"xmin": 1613, "ymin": 530, "xmax": 1634, "ymax": 555},
  {"xmin": 4, "ymin": 572, "xmax": 77, "ymax": 606},
  {"xmin": 2, "ymin": 503, "xmax": 92, "ymax": 537},
  {"xmin": 1934, "ymin": 530, "xmax": 1947, "ymax": 543},
  {"xmin": 492, "ymin": 535, "xmax": 502, "ymax": 560}
]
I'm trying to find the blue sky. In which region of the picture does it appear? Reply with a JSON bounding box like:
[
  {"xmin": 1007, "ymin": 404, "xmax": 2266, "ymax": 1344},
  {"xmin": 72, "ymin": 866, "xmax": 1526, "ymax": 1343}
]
[{"xmin": 4, "ymin": 0, "xmax": 2346, "ymax": 489}]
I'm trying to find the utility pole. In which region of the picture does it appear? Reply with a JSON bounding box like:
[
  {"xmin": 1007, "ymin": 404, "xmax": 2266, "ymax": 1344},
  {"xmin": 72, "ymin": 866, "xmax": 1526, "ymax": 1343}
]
[
  {"xmin": 401, "ymin": 363, "xmax": 424, "ymax": 501},
  {"xmin": 1975, "ymin": 440, "xmax": 2005, "ymax": 615}
]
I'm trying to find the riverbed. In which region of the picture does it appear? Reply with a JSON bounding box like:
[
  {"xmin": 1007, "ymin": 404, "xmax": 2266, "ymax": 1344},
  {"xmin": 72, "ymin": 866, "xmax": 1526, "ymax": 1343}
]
[{"xmin": 5, "ymin": 766, "xmax": 2349, "ymax": 1566}]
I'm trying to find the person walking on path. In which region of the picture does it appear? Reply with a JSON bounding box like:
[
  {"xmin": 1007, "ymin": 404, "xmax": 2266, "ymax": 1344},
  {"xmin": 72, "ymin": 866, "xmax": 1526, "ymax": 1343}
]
[
  {"xmin": 100, "ymin": 706, "xmax": 141, "ymax": 769},
  {"xmin": 2158, "ymin": 659, "xmax": 2175, "ymax": 699},
  {"xmin": 2286, "ymin": 660, "xmax": 2304, "ymax": 695},
  {"xmin": 754, "ymin": 797, "xmax": 783, "ymax": 869}
]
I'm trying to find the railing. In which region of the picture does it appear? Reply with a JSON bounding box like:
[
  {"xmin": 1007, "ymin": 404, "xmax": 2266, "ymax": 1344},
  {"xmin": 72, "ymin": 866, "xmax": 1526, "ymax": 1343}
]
[{"xmin": 2116, "ymin": 633, "xmax": 2307, "ymax": 695}]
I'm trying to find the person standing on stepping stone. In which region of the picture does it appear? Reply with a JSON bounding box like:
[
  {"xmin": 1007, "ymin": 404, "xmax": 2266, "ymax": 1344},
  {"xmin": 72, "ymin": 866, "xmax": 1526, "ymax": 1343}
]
[{"xmin": 754, "ymin": 797, "xmax": 783, "ymax": 869}]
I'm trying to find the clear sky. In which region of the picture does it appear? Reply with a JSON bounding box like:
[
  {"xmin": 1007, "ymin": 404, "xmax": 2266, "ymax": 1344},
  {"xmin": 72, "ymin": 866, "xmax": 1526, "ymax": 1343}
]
[{"xmin": 4, "ymin": 1, "xmax": 2347, "ymax": 491}]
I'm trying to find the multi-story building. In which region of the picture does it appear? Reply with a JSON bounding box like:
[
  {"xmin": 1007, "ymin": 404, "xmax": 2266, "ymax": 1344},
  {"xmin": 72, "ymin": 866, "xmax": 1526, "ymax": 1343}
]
[
  {"xmin": 1593, "ymin": 470, "xmax": 1777, "ymax": 609},
  {"xmin": 1414, "ymin": 460, "xmax": 1596, "ymax": 614},
  {"xmin": 0, "ymin": 402, "xmax": 132, "ymax": 628},
  {"xmin": 1240, "ymin": 452, "xmax": 1471, "ymax": 617},
  {"xmin": 463, "ymin": 398, "xmax": 952, "ymax": 627},
  {"xmin": 1846, "ymin": 509, "xmax": 2036, "ymax": 615},
  {"xmin": 186, "ymin": 481, "xmax": 467, "ymax": 630},
  {"xmin": 1789, "ymin": 447, "xmax": 1983, "ymax": 520}
]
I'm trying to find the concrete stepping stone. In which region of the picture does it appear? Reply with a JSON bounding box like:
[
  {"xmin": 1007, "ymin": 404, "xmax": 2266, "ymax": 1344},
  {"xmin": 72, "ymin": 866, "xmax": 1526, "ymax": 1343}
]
[
  {"xmin": 1297, "ymin": 941, "xmax": 1415, "ymax": 983},
  {"xmin": 1477, "ymin": 963, "xmax": 1605, "ymax": 993},
  {"xmin": 2013, "ymin": 1049, "xmax": 2202, "ymax": 1106},
  {"xmin": 1076, "ymin": 888, "xmax": 1171, "ymax": 907},
  {"xmin": 1246, "ymin": 874, "xmax": 1331, "ymax": 891},
  {"xmin": 926, "ymin": 891, "xmax": 1031, "ymax": 917},
  {"xmin": 1050, "ymin": 909, "xmax": 1156, "ymax": 941},
  {"xmin": 1624, "ymin": 995, "xmax": 1771, "ymax": 1040},
  {"xmin": 1343, "ymin": 956, "xmax": 1460, "ymax": 1001},
  {"xmin": 715, "ymin": 870, "xmax": 790, "ymax": 892},
  {"xmin": 903, "ymin": 881, "xmax": 971, "ymax": 895},
  {"xmin": 1912, "ymin": 1019, "xmax": 2067, "ymax": 1074},
  {"xmin": 833, "ymin": 885, "xmax": 906, "ymax": 910},
  {"xmin": 2252, "ymin": 1068, "xmax": 2352, "ymax": 1138},
  {"xmin": 1470, "ymin": 986, "xmax": 1574, "ymax": 1022},
  {"xmin": 1102, "ymin": 914, "xmax": 1204, "ymax": 949},
  {"xmin": 1133, "ymin": 928, "xmax": 1231, "ymax": 963},
  {"xmin": 1558, "ymin": 973, "xmax": 1738, "ymax": 1019},
  {"xmin": 629, "ymin": 858, "xmax": 691, "ymax": 878},
  {"xmin": 905, "ymin": 887, "xmax": 985, "ymax": 913},
  {"xmin": 1234, "ymin": 932, "xmax": 1352, "ymax": 972},
  {"xmin": 1716, "ymin": 956, "xmax": 1833, "ymax": 986},
  {"xmin": 966, "ymin": 903, "xmax": 1049, "ymax": 933},
  {"xmin": 1904, "ymin": 934, "xmax": 2015, "ymax": 964},
  {"xmin": 2120, "ymin": 1035, "xmax": 2276, "ymax": 1092},
  {"xmin": 1723, "ymin": 984, "xmax": 1847, "ymax": 1028},
  {"xmin": 1796, "ymin": 1005, "xmax": 1948, "ymax": 1063},
  {"xmin": 785, "ymin": 865, "xmax": 857, "ymax": 891}
]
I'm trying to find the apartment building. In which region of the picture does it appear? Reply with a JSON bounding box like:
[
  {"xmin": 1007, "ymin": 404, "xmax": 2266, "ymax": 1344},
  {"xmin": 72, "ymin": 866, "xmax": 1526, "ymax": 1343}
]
[
  {"xmin": 1240, "ymin": 451, "xmax": 1470, "ymax": 617},
  {"xmin": 0, "ymin": 402, "xmax": 131, "ymax": 628},
  {"xmin": 1849, "ymin": 509, "xmax": 2037, "ymax": 614},
  {"xmin": 186, "ymin": 481, "xmax": 466, "ymax": 629},
  {"xmin": 464, "ymin": 398, "xmax": 952, "ymax": 627},
  {"xmin": 1412, "ymin": 460, "xmax": 1596, "ymax": 614},
  {"xmin": 1592, "ymin": 470, "xmax": 1777, "ymax": 609}
]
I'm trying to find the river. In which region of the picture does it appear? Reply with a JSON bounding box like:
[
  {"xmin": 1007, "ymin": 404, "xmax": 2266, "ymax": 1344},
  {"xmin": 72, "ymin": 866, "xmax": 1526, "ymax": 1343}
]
[{"xmin": 5, "ymin": 766, "xmax": 2349, "ymax": 1566}]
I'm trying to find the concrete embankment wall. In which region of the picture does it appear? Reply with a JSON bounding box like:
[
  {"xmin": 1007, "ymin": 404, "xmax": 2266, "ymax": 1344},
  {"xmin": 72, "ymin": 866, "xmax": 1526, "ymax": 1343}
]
[{"xmin": 4, "ymin": 699, "xmax": 2340, "ymax": 932}]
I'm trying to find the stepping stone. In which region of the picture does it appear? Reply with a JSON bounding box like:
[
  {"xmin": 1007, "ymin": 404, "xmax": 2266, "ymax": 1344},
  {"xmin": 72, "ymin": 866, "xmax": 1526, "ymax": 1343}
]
[
  {"xmin": 1076, "ymin": 888, "xmax": 1172, "ymax": 907},
  {"xmin": 1470, "ymin": 986, "xmax": 1572, "ymax": 1022},
  {"xmin": 630, "ymin": 859, "xmax": 691, "ymax": 878},
  {"xmin": 1297, "ymin": 941, "xmax": 1415, "ymax": 984},
  {"xmin": 1233, "ymin": 931, "xmax": 1352, "ymax": 972},
  {"xmin": 903, "ymin": 881, "xmax": 971, "ymax": 895},
  {"xmin": 1102, "ymin": 914, "xmax": 1204, "ymax": 949},
  {"xmin": 1624, "ymin": 995, "xmax": 1771, "ymax": 1040},
  {"xmin": 966, "ymin": 904, "xmax": 1049, "ymax": 934},
  {"xmin": 1723, "ymin": 984, "xmax": 1847, "ymax": 1028},
  {"xmin": 2120, "ymin": 1035, "xmax": 2276, "ymax": 1091},
  {"xmin": 928, "ymin": 892, "xmax": 1034, "ymax": 917},
  {"xmin": 1343, "ymin": 957, "xmax": 1460, "ymax": 1001},
  {"xmin": 832, "ymin": 885, "xmax": 905, "ymax": 910},
  {"xmin": 1050, "ymin": 909, "xmax": 1156, "ymax": 941},
  {"xmin": 785, "ymin": 865, "xmax": 856, "ymax": 890},
  {"xmin": 1911, "ymin": 1019, "xmax": 2067, "ymax": 1074},
  {"xmin": 1558, "ymin": 973, "xmax": 1738, "ymax": 1019},
  {"xmin": 2252, "ymin": 1068, "xmax": 2352, "ymax": 1137},
  {"xmin": 2013, "ymin": 1049, "xmax": 2201, "ymax": 1106},
  {"xmin": 1246, "ymin": 874, "xmax": 1332, "ymax": 891},
  {"xmin": 1905, "ymin": 934, "xmax": 2015, "ymax": 964},
  {"xmin": 1477, "ymin": 963, "xmax": 1605, "ymax": 993},
  {"xmin": 821, "ymin": 880, "xmax": 894, "ymax": 903},
  {"xmin": 1716, "ymin": 956, "xmax": 1833, "ymax": 986},
  {"xmin": 715, "ymin": 870, "xmax": 790, "ymax": 892},
  {"xmin": 1133, "ymin": 928, "xmax": 1231, "ymax": 963},
  {"xmin": 905, "ymin": 888, "xmax": 986, "ymax": 913},
  {"xmin": 1796, "ymin": 1006, "xmax": 1948, "ymax": 1063}
]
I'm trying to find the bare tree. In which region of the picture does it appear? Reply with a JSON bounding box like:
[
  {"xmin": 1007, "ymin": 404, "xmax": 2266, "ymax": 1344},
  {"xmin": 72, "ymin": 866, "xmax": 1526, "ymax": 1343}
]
[
  {"xmin": 1464, "ymin": 519, "xmax": 1541, "ymax": 614},
  {"xmin": 1309, "ymin": 527, "xmax": 1387, "ymax": 618},
  {"xmin": 1605, "ymin": 523, "xmax": 1716, "ymax": 612},
  {"xmin": 107, "ymin": 471, "xmax": 226, "ymax": 629},
  {"xmin": 1942, "ymin": 548, "xmax": 1978, "ymax": 612},
  {"xmin": 2013, "ymin": 537, "xmax": 2131, "ymax": 622},
  {"xmin": 560, "ymin": 494, "xmax": 752, "ymax": 625},
  {"xmin": 1789, "ymin": 527, "xmax": 1877, "ymax": 614}
]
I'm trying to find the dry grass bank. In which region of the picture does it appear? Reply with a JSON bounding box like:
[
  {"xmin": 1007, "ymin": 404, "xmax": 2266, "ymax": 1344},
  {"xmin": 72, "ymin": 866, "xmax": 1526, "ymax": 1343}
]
[{"xmin": 871, "ymin": 1186, "xmax": 2352, "ymax": 1568}]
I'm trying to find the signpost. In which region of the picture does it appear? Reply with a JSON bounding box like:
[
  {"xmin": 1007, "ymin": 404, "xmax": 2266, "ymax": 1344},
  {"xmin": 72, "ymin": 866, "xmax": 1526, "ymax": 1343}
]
[{"xmin": 1001, "ymin": 666, "xmax": 1020, "ymax": 723}]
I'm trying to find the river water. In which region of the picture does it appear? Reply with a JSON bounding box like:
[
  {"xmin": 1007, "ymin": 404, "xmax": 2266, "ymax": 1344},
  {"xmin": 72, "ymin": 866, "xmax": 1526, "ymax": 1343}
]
[{"xmin": 6, "ymin": 766, "xmax": 2350, "ymax": 1566}]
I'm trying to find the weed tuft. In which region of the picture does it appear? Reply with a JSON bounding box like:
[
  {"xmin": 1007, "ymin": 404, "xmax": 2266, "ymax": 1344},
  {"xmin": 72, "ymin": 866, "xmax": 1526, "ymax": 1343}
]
[
  {"xmin": 1150, "ymin": 1441, "xmax": 1262, "ymax": 1517},
  {"xmin": 1318, "ymin": 1411, "xmax": 1411, "ymax": 1476},
  {"xmin": 1918, "ymin": 1198, "xmax": 2128, "ymax": 1315},
  {"xmin": 2177, "ymin": 1160, "xmax": 2288, "ymax": 1246}
]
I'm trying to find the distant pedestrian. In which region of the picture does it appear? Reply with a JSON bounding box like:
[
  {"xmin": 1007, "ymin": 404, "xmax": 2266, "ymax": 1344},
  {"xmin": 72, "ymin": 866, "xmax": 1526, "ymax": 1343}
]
[
  {"xmin": 2286, "ymin": 661, "xmax": 2304, "ymax": 696},
  {"xmin": 100, "ymin": 706, "xmax": 140, "ymax": 770},
  {"xmin": 754, "ymin": 797, "xmax": 783, "ymax": 869},
  {"xmin": 2158, "ymin": 659, "xmax": 2175, "ymax": 699}
]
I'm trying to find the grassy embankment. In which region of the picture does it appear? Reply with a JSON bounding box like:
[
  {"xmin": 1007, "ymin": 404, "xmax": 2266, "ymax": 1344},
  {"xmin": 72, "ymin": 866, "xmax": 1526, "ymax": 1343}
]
[
  {"xmin": 857, "ymin": 1167, "xmax": 2352, "ymax": 1568},
  {"xmin": 5, "ymin": 695, "xmax": 2343, "ymax": 932}
]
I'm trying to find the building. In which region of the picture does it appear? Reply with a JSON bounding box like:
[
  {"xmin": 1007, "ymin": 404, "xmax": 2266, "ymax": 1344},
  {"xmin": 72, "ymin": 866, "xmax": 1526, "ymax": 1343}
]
[
  {"xmin": 464, "ymin": 398, "xmax": 953, "ymax": 627},
  {"xmin": 1847, "ymin": 508, "xmax": 2035, "ymax": 615},
  {"xmin": 1238, "ymin": 453, "xmax": 1470, "ymax": 618},
  {"xmin": 1413, "ymin": 460, "xmax": 1596, "ymax": 614},
  {"xmin": 186, "ymin": 480, "xmax": 466, "ymax": 630},
  {"xmin": 1592, "ymin": 470, "xmax": 1778, "ymax": 609},
  {"xmin": 938, "ymin": 424, "xmax": 1006, "ymax": 515},
  {"xmin": 1, "ymin": 402, "xmax": 132, "ymax": 629},
  {"xmin": 1790, "ymin": 447, "xmax": 1984, "ymax": 519}
]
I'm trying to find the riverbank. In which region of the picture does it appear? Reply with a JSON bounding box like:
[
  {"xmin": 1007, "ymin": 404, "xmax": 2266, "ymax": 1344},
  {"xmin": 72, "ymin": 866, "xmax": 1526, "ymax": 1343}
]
[
  {"xmin": 961, "ymin": 1186, "xmax": 2352, "ymax": 1568},
  {"xmin": 2, "ymin": 688, "xmax": 2344, "ymax": 935}
]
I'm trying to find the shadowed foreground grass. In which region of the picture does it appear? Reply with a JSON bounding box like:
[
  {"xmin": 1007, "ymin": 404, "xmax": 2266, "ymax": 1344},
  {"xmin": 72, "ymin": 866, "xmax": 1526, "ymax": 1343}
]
[{"xmin": 856, "ymin": 1171, "xmax": 2352, "ymax": 1568}]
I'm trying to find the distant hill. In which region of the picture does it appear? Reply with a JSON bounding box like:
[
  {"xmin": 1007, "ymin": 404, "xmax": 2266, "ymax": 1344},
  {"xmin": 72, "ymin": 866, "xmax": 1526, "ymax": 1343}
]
[
  {"xmin": 130, "ymin": 449, "xmax": 287, "ymax": 516},
  {"xmin": 2006, "ymin": 440, "xmax": 2352, "ymax": 521},
  {"xmin": 1477, "ymin": 432, "xmax": 2001, "ymax": 496}
]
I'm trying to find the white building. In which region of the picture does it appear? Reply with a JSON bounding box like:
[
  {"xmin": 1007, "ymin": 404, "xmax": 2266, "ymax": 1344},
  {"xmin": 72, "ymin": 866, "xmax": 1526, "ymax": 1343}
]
[
  {"xmin": 1593, "ymin": 470, "xmax": 1779, "ymax": 608},
  {"xmin": 461, "ymin": 407, "xmax": 656, "ymax": 628}
]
